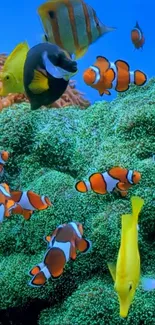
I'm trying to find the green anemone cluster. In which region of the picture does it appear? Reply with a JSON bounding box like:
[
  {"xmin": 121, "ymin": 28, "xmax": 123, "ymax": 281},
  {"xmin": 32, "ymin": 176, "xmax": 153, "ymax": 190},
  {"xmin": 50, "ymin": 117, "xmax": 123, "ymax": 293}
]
[{"xmin": 0, "ymin": 79, "xmax": 155, "ymax": 324}]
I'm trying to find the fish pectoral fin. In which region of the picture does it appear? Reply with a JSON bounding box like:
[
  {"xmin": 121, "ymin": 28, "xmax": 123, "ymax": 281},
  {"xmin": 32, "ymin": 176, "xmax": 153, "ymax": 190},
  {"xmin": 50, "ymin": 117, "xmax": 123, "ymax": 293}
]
[
  {"xmin": 75, "ymin": 47, "xmax": 88, "ymax": 59},
  {"xmin": 28, "ymin": 70, "xmax": 49, "ymax": 94},
  {"xmin": 76, "ymin": 238, "xmax": 92, "ymax": 253},
  {"xmin": 43, "ymin": 235, "xmax": 52, "ymax": 243},
  {"xmin": 104, "ymin": 89, "xmax": 111, "ymax": 95},
  {"xmin": 107, "ymin": 263, "xmax": 116, "ymax": 281},
  {"xmin": 117, "ymin": 182, "xmax": 127, "ymax": 191},
  {"xmin": 104, "ymin": 68, "xmax": 115, "ymax": 83}
]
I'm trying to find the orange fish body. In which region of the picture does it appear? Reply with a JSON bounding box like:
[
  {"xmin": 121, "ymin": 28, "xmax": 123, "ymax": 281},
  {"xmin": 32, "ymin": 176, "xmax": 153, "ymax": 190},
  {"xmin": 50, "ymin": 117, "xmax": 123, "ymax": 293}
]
[
  {"xmin": 131, "ymin": 22, "xmax": 145, "ymax": 49},
  {"xmin": 10, "ymin": 190, "xmax": 52, "ymax": 220},
  {"xmin": 0, "ymin": 151, "xmax": 9, "ymax": 176},
  {"xmin": 0, "ymin": 183, "xmax": 15, "ymax": 222},
  {"xmin": 83, "ymin": 56, "xmax": 147, "ymax": 95},
  {"xmin": 29, "ymin": 222, "xmax": 92, "ymax": 286},
  {"xmin": 75, "ymin": 167, "xmax": 141, "ymax": 197}
]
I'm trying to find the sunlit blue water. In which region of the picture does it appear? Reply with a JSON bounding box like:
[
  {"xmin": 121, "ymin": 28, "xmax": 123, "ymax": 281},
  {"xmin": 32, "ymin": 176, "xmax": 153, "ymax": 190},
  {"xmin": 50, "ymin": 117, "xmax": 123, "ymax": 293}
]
[{"xmin": 0, "ymin": 0, "xmax": 153, "ymax": 103}]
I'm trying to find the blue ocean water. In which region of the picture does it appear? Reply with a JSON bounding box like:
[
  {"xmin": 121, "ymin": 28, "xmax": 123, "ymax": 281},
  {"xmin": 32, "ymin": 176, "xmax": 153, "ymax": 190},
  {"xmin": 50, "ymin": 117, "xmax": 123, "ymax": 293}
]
[{"xmin": 0, "ymin": 0, "xmax": 153, "ymax": 103}]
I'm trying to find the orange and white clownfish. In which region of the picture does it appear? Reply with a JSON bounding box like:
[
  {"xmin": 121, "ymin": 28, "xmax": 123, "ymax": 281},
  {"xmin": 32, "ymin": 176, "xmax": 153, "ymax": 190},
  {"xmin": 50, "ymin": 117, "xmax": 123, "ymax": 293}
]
[
  {"xmin": 75, "ymin": 167, "xmax": 141, "ymax": 197},
  {"xmin": 131, "ymin": 21, "xmax": 145, "ymax": 50},
  {"xmin": 10, "ymin": 190, "xmax": 52, "ymax": 220},
  {"xmin": 0, "ymin": 183, "xmax": 16, "ymax": 222},
  {"xmin": 83, "ymin": 56, "xmax": 147, "ymax": 96},
  {"xmin": 28, "ymin": 221, "xmax": 92, "ymax": 287},
  {"xmin": 0, "ymin": 151, "xmax": 9, "ymax": 176}
]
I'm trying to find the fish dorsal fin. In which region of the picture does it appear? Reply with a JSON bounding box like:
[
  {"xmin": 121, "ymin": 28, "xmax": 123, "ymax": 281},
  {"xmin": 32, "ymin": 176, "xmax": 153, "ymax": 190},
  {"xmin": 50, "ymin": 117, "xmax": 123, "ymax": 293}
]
[
  {"xmin": 131, "ymin": 196, "xmax": 144, "ymax": 222},
  {"xmin": 2, "ymin": 42, "xmax": 29, "ymax": 72},
  {"xmin": 96, "ymin": 56, "xmax": 110, "ymax": 71},
  {"xmin": 108, "ymin": 263, "xmax": 116, "ymax": 281},
  {"xmin": 115, "ymin": 60, "xmax": 130, "ymax": 71},
  {"xmin": 28, "ymin": 70, "xmax": 49, "ymax": 94}
]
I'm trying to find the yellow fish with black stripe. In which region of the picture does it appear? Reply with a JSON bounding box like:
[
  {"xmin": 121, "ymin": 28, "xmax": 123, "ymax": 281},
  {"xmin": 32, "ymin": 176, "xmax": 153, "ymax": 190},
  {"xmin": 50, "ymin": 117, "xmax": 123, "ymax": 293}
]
[
  {"xmin": 108, "ymin": 196, "xmax": 144, "ymax": 318},
  {"xmin": 23, "ymin": 42, "xmax": 78, "ymax": 110},
  {"xmin": 37, "ymin": 0, "xmax": 116, "ymax": 59}
]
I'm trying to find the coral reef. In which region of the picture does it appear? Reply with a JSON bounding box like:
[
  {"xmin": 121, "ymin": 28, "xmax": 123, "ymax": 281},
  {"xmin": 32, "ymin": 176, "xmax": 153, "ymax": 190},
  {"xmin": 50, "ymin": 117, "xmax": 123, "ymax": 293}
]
[
  {"xmin": 0, "ymin": 78, "xmax": 155, "ymax": 325},
  {"xmin": 0, "ymin": 54, "xmax": 90, "ymax": 111}
]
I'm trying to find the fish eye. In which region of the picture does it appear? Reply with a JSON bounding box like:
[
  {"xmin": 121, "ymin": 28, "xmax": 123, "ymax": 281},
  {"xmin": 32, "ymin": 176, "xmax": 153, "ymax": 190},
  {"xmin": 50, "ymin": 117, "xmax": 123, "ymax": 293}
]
[
  {"xmin": 129, "ymin": 284, "xmax": 132, "ymax": 291},
  {"xmin": 5, "ymin": 75, "xmax": 10, "ymax": 80}
]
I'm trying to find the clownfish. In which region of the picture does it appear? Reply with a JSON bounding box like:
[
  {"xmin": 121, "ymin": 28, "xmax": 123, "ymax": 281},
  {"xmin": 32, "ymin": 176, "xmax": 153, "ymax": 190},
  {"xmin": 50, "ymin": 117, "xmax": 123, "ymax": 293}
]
[
  {"xmin": 131, "ymin": 22, "xmax": 145, "ymax": 50},
  {"xmin": 29, "ymin": 222, "xmax": 92, "ymax": 287},
  {"xmin": 0, "ymin": 183, "xmax": 16, "ymax": 222},
  {"xmin": 75, "ymin": 167, "xmax": 141, "ymax": 197},
  {"xmin": 0, "ymin": 151, "xmax": 9, "ymax": 176},
  {"xmin": 83, "ymin": 56, "xmax": 147, "ymax": 96},
  {"xmin": 10, "ymin": 190, "xmax": 53, "ymax": 220},
  {"xmin": 108, "ymin": 196, "xmax": 144, "ymax": 318}
]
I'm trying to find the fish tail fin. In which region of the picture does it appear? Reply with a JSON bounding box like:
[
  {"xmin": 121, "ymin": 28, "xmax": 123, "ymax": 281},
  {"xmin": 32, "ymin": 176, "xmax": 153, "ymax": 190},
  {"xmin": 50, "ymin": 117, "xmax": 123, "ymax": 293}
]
[
  {"xmin": 134, "ymin": 70, "xmax": 147, "ymax": 86},
  {"xmin": 75, "ymin": 181, "xmax": 89, "ymax": 193},
  {"xmin": 28, "ymin": 271, "xmax": 47, "ymax": 287},
  {"xmin": 141, "ymin": 277, "xmax": 155, "ymax": 291},
  {"xmin": 131, "ymin": 196, "xmax": 144, "ymax": 223}
]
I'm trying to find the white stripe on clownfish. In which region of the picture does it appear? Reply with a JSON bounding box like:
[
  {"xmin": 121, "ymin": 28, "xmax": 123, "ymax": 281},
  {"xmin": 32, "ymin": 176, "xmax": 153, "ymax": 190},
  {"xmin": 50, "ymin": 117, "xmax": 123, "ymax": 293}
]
[
  {"xmin": 0, "ymin": 204, "xmax": 5, "ymax": 223},
  {"xmin": 41, "ymin": 266, "xmax": 51, "ymax": 279},
  {"xmin": 110, "ymin": 62, "xmax": 118, "ymax": 89},
  {"xmin": 127, "ymin": 170, "xmax": 134, "ymax": 184},
  {"xmin": 90, "ymin": 65, "xmax": 101, "ymax": 84},
  {"xmin": 0, "ymin": 185, "xmax": 11, "ymax": 197},
  {"xmin": 85, "ymin": 180, "xmax": 92, "ymax": 191},
  {"xmin": 69, "ymin": 222, "xmax": 82, "ymax": 239},
  {"xmin": 134, "ymin": 28, "xmax": 142, "ymax": 40},
  {"xmin": 18, "ymin": 192, "xmax": 35, "ymax": 210},
  {"xmin": 41, "ymin": 195, "xmax": 48, "ymax": 205},
  {"xmin": 130, "ymin": 71, "xmax": 134, "ymax": 84},
  {"xmin": 0, "ymin": 156, "xmax": 6, "ymax": 164},
  {"xmin": 52, "ymin": 241, "xmax": 71, "ymax": 262},
  {"xmin": 102, "ymin": 171, "xmax": 118, "ymax": 192}
]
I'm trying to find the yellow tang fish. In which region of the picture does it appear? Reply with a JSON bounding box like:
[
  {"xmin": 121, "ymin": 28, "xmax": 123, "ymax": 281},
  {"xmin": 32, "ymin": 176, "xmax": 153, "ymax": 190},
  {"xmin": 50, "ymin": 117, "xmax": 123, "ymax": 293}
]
[
  {"xmin": 108, "ymin": 196, "xmax": 144, "ymax": 318},
  {"xmin": 0, "ymin": 42, "xmax": 29, "ymax": 96},
  {"xmin": 37, "ymin": 0, "xmax": 116, "ymax": 59}
]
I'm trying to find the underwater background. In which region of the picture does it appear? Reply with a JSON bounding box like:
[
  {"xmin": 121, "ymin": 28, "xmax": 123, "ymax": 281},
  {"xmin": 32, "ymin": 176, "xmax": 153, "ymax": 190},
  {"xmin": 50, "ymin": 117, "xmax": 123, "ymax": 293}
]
[{"xmin": 0, "ymin": 0, "xmax": 155, "ymax": 325}]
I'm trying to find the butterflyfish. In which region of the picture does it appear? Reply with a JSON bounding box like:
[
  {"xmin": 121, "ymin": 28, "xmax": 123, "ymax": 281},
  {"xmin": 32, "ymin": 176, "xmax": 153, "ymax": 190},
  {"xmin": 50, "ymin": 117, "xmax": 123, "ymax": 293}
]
[{"xmin": 37, "ymin": 0, "xmax": 116, "ymax": 59}]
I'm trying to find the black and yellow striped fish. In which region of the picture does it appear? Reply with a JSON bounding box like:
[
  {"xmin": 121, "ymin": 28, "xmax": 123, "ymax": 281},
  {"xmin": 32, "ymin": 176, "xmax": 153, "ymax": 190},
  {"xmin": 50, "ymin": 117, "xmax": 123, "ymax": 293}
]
[{"xmin": 38, "ymin": 0, "xmax": 116, "ymax": 59}]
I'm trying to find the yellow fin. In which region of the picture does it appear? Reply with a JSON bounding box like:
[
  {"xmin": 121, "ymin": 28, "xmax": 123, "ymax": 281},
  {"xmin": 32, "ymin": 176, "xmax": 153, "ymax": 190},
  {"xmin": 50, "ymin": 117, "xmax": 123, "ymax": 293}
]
[
  {"xmin": 75, "ymin": 47, "xmax": 88, "ymax": 59},
  {"xmin": 108, "ymin": 263, "xmax": 116, "ymax": 281},
  {"xmin": 131, "ymin": 196, "xmax": 144, "ymax": 221},
  {"xmin": 28, "ymin": 70, "xmax": 49, "ymax": 94},
  {"xmin": 2, "ymin": 42, "xmax": 29, "ymax": 73}
]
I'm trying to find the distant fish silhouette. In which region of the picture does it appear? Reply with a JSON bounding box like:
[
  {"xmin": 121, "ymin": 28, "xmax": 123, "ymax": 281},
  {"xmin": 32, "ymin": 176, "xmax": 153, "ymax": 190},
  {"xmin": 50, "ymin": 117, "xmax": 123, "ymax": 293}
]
[{"xmin": 131, "ymin": 21, "xmax": 145, "ymax": 50}]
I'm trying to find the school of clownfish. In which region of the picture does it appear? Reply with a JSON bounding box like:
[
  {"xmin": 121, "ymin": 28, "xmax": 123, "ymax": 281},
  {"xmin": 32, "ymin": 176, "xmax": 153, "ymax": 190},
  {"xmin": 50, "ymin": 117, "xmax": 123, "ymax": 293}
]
[
  {"xmin": 0, "ymin": 148, "xmax": 153, "ymax": 318},
  {"xmin": 0, "ymin": 0, "xmax": 153, "ymax": 320}
]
